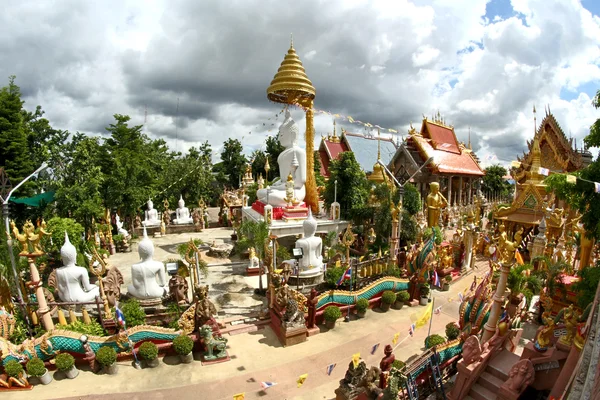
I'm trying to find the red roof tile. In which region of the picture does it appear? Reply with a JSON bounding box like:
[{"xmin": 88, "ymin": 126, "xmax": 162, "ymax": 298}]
[
  {"xmin": 319, "ymin": 149, "xmax": 329, "ymax": 176},
  {"xmin": 411, "ymin": 135, "xmax": 484, "ymax": 176},
  {"xmin": 423, "ymin": 121, "xmax": 460, "ymax": 154},
  {"xmin": 325, "ymin": 141, "xmax": 348, "ymax": 160}
]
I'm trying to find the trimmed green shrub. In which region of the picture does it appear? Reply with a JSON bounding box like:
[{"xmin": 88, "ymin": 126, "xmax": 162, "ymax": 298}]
[
  {"xmin": 420, "ymin": 283, "xmax": 430, "ymax": 297},
  {"xmin": 139, "ymin": 342, "xmax": 158, "ymax": 361},
  {"xmin": 381, "ymin": 290, "xmax": 396, "ymax": 305},
  {"xmin": 324, "ymin": 306, "xmax": 342, "ymax": 322},
  {"xmin": 120, "ymin": 299, "xmax": 146, "ymax": 327},
  {"xmin": 4, "ymin": 360, "xmax": 23, "ymax": 378},
  {"xmin": 172, "ymin": 335, "xmax": 194, "ymax": 355},
  {"xmin": 445, "ymin": 322, "xmax": 460, "ymax": 340},
  {"xmin": 96, "ymin": 346, "xmax": 117, "ymax": 367},
  {"xmin": 425, "ymin": 334, "xmax": 446, "ymax": 349},
  {"xmin": 396, "ymin": 291, "xmax": 410, "ymax": 302},
  {"xmin": 355, "ymin": 298, "xmax": 369, "ymax": 313},
  {"xmin": 55, "ymin": 353, "xmax": 75, "ymax": 372},
  {"xmin": 26, "ymin": 357, "xmax": 46, "ymax": 377},
  {"xmin": 444, "ymin": 275, "xmax": 453, "ymax": 283},
  {"xmin": 391, "ymin": 359, "xmax": 405, "ymax": 370}
]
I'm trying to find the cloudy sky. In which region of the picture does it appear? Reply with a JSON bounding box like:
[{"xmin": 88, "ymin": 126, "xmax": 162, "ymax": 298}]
[{"xmin": 2, "ymin": 0, "xmax": 599, "ymax": 167}]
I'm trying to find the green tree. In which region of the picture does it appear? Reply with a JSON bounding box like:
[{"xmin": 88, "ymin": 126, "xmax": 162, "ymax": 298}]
[
  {"xmin": 324, "ymin": 152, "xmax": 370, "ymax": 220},
  {"xmin": 0, "ymin": 76, "xmax": 35, "ymax": 197},
  {"xmin": 402, "ymin": 184, "xmax": 421, "ymax": 215},
  {"xmin": 482, "ymin": 165, "xmax": 511, "ymax": 198},
  {"xmin": 250, "ymin": 149, "xmax": 267, "ymax": 181},
  {"xmin": 218, "ymin": 138, "xmax": 247, "ymax": 188},
  {"xmin": 314, "ymin": 151, "xmax": 326, "ymax": 188},
  {"xmin": 236, "ymin": 220, "xmax": 270, "ymax": 292},
  {"xmin": 265, "ymin": 135, "xmax": 284, "ymax": 181}
]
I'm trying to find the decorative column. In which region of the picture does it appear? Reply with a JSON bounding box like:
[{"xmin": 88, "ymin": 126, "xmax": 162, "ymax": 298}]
[
  {"xmin": 482, "ymin": 259, "xmax": 514, "ymax": 342},
  {"xmin": 29, "ymin": 256, "xmax": 54, "ymax": 331},
  {"xmin": 462, "ymin": 210, "xmax": 475, "ymax": 274},
  {"xmin": 458, "ymin": 176, "xmax": 463, "ymax": 205},
  {"xmin": 304, "ymin": 101, "xmax": 319, "ymax": 214},
  {"xmin": 448, "ymin": 176, "xmax": 453, "ymax": 206}
]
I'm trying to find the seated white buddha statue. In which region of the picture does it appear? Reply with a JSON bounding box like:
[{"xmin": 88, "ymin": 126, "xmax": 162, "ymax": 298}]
[
  {"xmin": 256, "ymin": 109, "xmax": 306, "ymax": 207},
  {"xmin": 56, "ymin": 232, "xmax": 100, "ymax": 303},
  {"xmin": 294, "ymin": 211, "xmax": 323, "ymax": 277},
  {"xmin": 144, "ymin": 199, "xmax": 160, "ymax": 227},
  {"xmin": 174, "ymin": 195, "xmax": 193, "ymax": 224},
  {"xmin": 127, "ymin": 228, "xmax": 167, "ymax": 299},
  {"xmin": 115, "ymin": 214, "xmax": 129, "ymax": 236}
]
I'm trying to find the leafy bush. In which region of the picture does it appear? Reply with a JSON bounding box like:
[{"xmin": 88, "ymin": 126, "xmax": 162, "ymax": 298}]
[
  {"xmin": 26, "ymin": 357, "xmax": 46, "ymax": 377},
  {"xmin": 44, "ymin": 217, "xmax": 85, "ymax": 259},
  {"xmin": 324, "ymin": 306, "xmax": 342, "ymax": 322},
  {"xmin": 325, "ymin": 266, "xmax": 352, "ymax": 289},
  {"xmin": 425, "ymin": 334, "xmax": 446, "ymax": 349},
  {"xmin": 385, "ymin": 266, "xmax": 403, "ymax": 278},
  {"xmin": 120, "ymin": 299, "xmax": 146, "ymax": 327},
  {"xmin": 396, "ymin": 291, "xmax": 410, "ymax": 302},
  {"xmin": 445, "ymin": 322, "xmax": 460, "ymax": 340},
  {"xmin": 572, "ymin": 264, "xmax": 600, "ymax": 309},
  {"xmin": 355, "ymin": 298, "xmax": 369, "ymax": 313},
  {"xmin": 55, "ymin": 353, "xmax": 75, "ymax": 372},
  {"xmin": 381, "ymin": 290, "xmax": 396, "ymax": 305},
  {"xmin": 56, "ymin": 320, "xmax": 106, "ymax": 336},
  {"xmin": 4, "ymin": 360, "xmax": 23, "ymax": 378},
  {"xmin": 138, "ymin": 342, "xmax": 158, "ymax": 361},
  {"xmin": 96, "ymin": 346, "xmax": 117, "ymax": 366},
  {"xmin": 422, "ymin": 226, "xmax": 443, "ymax": 245},
  {"xmin": 172, "ymin": 335, "xmax": 194, "ymax": 355},
  {"xmin": 444, "ymin": 275, "xmax": 453, "ymax": 283},
  {"xmin": 391, "ymin": 359, "xmax": 405, "ymax": 370}
]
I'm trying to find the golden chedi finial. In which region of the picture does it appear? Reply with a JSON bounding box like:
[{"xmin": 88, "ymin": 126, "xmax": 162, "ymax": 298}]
[{"xmin": 267, "ymin": 36, "xmax": 315, "ymax": 106}]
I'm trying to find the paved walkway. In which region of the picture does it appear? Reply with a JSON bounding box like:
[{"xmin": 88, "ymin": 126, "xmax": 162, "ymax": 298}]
[{"xmin": 8, "ymin": 258, "xmax": 492, "ymax": 400}]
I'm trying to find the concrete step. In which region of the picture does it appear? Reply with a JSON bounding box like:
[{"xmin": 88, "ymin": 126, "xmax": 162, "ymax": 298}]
[
  {"xmin": 486, "ymin": 350, "xmax": 520, "ymax": 381},
  {"xmin": 219, "ymin": 319, "xmax": 270, "ymax": 336},
  {"xmin": 470, "ymin": 383, "xmax": 497, "ymax": 400},
  {"xmin": 479, "ymin": 371, "xmax": 504, "ymax": 392}
]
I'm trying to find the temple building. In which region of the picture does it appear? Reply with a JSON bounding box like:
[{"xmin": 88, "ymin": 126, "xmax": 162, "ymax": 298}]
[
  {"xmin": 494, "ymin": 108, "xmax": 592, "ymax": 236},
  {"xmin": 387, "ymin": 114, "xmax": 484, "ymax": 203},
  {"xmin": 317, "ymin": 122, "xmax": 397, "ymax": 179}
]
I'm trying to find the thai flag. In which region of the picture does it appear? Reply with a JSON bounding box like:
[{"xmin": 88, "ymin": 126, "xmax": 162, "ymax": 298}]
[
  {"xmin": 260, "ymin": 382, "xmax": 277, "ymax": 390},
  {"xmin": 458, "ymin": 293, "xmax": 464, "ymax": 303},
  {"xmin": 433, "ymin": 270, "xmax": 440, "ymax": 287},
  {"xmin": 336, "ymin": 266, "xmax": 352, "ymax": 286},
  {"xmin": 538, "ymin": 167, "xmax": 550, "ymax": 176},
  {"xmin": 115, "ymin": 306, "xmax": 126, "ymax": 330},
  {"xmin": 326, "ymin": 363, "xmax": 336, "ymax": 376},
  {"xmin": 371, "ymin": 343, "xmax": 380, "ymax": 355},
  {"xmin": 409, "ymin": 323, "xmax": 416, "ymax": 337}
]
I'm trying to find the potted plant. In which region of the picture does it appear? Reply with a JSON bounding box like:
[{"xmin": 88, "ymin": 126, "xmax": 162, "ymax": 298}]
[
  {"xmin": 55, "ymin": 353, "xmax": 78, "ymax": 379},
  {"xmin": 5, "ymin": 360, "xmax": 28, "ymax": 386},
  {"xmin": 395, "ymin": 291, "xmax": 410, "ymax": 310},
  {"xmin": 139, "ymin": 341, "xmax": 159, "ymax": 368},
  {"xmin": 443, "ymin": 275, "xmax": 452, "ymax": 291},
  {"xmin": 419, "ymin": 283, "xmax": 430, "ymax": 306},
  {"xmin": 355, "ymin": 298, "xmax": 369, "ymax": 318},
  {"xmin": 381, "ymin": 290, "xmax": 396, "ymax": 311},
  {"xmin": 173, "ymin": 335, "xmax": 194, "ymax": 363},
  {"xmin": 96, "ymin": 346, "xmax": 118, "ymax": 375},
  {"xmin": 324, "ymin": 306, "xmax": 342, "ymax": 329},
  {"xmin": 424, "ymin": 334, "xmax": 446, "ymax": 349},
  {"xmin": 445, "ymin": 322, "xmax": 460, "ymax": 341},
  {"xmin": 26, "ymin": 357, "xmax": 52, "ymax": 385}
]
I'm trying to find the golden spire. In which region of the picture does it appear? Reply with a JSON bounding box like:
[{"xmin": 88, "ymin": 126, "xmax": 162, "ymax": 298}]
[
  {"xmin": 377, "ymin": 128, "xmax": 381, "ymax": 161},
  {"xmin": 331, "ymin": 119, "xmax": 340, "ymax": 143},
  {"xmin": 533, "ymin": 105, "xmax": 537, "ymax": 136},
  {"xmin": 267, "ymin": 37, "xmax": 316, "ymax": 105},
  {"xmin": 468, "ymin": 127, "xmax": 472, "ymax": 150}
]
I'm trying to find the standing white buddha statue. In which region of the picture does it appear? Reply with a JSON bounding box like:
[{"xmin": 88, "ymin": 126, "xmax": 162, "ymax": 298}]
[
  {"xmin": 256, "ymin": 109, "xmax": 306, "ymax": 207},
  {"xmin": 174, "ymin": 195, "xmax": 193, "ymax": 224},
  {"xmin": 144, "ymin": 199, "xmax": 160, "ymax": 227},
  {"xmin": 127, "ymin": 227, "xmax": 167, "ymax": 299},
  {"xmin": 295, "ymin": 210, "xmax": 323, "ymax": 277},
  {"xmin": 55, "ymin": 232, "xmax": 100, "ymax": 303},
  {"xmin": 115, "ymin": 214, "xmax": 129, "ymax": 236}
]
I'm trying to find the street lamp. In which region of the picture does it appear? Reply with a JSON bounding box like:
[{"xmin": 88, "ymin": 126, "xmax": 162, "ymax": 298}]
[{"xmin": 1, "ymin": 162, "xmax": 48, "ymax": 314}]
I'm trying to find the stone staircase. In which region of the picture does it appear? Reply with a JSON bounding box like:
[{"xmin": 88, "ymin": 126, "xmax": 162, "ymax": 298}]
[
  {"xmin": 464, "ymin": 349, "xmax": 520, "ymax": 400},
  {"xmin": 218, "ymin": 315, "xmax": 270, "ymax": 336}
]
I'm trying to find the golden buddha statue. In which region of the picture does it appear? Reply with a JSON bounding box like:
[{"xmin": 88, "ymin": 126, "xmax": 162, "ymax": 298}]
[{"xmin": 426, "ymin": 182, "xmax": 448, "ymax": 228}]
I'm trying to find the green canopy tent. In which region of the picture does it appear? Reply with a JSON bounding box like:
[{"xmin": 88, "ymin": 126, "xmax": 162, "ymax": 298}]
[{"xmin": 9, "ymin": 191, "xmax": 56, "ymax": 207}]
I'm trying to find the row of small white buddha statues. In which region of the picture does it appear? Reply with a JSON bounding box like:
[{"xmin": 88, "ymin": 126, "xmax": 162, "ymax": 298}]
[
  {"xmin": 55, "ymin": 228, "xmax": 167, "ymax": 304},
  {"xmin": 143, "ymin": 196, "xmax": 195, "ymax": 226}
]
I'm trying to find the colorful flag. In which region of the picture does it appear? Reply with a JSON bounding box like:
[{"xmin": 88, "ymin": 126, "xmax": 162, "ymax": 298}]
[
  {"xmin": 392, "ymin": 332, "xmax": 400, "ymax": 345},
  {"xmin": 260, "ymin": 382, "xmax": 277, "ymax": 390},
  {"xmin": 409, "ymin": 323, "xmax": 416, "ymax": 336},
  {"xmin": 595, "ymin": 182, "xmax": 600, "ymax": 193},
  {"xmin": 566, "ymin": 175, "xmax": 577, "ymax": 184},
  {"xmin": 389, "ymin": 129, "xmax": 398, "ymax": 133},
  {"xmin": 434, "ymin": 306, "xmax": 442, "ymax": 315},
  {"xmin": 415, "ymin": 302, "xmax": 433, "ymax": 328},
  {"xmin": 347, "ymin": 116, "xmax": 355, "ymax": 123},
  {"xmin": 511, "ymin": 161, "xmax": 521, "ymax": 168},
  {"xmin": 433, "ymin": 270, "xmax": 440, "ymax": 287},
  {"xmin": 515, "ymin": 250, "xmax": 525, "ymax": 265},
  {"xmin": 115, "ymin": 306, "xmax": 126, "ymax": 330},
  {"xmin": 352, "ymin": 353, "xmax": 361, "ymax": 368},
  {"xmin": 233, "ymin": 393, "xmax": 245, "ymax": 400},
  {"xmin": 326, "ymin": 363, "xmax": 336, "ymax": 376},
  {"xmin": 336, "ymin": 266, "xmax": 352, "ymax": 286},
  {"xmin": 483, "ymin": 235, "xmax": 490, "ymax": 243},
  {"xmin": 458, "ymin": 293, "xmax": 464, "ymax": 303},
  {"xmin": 371, "ymin": 343, "xmax": 380, "ymax": 355},
  {"xmin": 297, "ymin": 373, "xmax": 308, "ymax": 388},
  {"xmin": 538, "ymin": 167, "xmax": 550, "ymax": 176}
]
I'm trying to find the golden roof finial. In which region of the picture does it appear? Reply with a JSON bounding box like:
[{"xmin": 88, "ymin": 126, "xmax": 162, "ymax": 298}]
[
  {"xmin": 468, "ymin": 126, "xmax": 472, "ymax": 150},
  {"xmin": 267, "ymin": 38, "xmax": 315, "ymax": 106},
  {"xmin": 533, "ymin": 104, "xmax": 537, "ymax": 135},
  {"xmin": 290, "ymin": 32, "xmax": 294, "ymax": 49},
  {"xmin": 377, "ymin": 128, "xmax": 381, "ymax": 161}
]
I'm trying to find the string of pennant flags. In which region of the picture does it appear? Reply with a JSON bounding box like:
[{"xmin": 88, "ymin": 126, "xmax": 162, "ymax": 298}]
[
  {"xmin": 510, "ymin": 160, "xmax": 600, "ymax": 193},
  {"xmin": 222, "ymin": 300, "xmax": 453, "ymax": 400}
]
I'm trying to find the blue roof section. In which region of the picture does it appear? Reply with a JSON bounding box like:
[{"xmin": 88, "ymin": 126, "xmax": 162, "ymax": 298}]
[{"xmin": 344, "ymin": 134, "xmax": 397, "ymax": 173}]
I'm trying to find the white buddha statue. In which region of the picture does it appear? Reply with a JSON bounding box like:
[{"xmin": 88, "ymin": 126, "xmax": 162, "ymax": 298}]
[
  {"xmin": 256, "ymin": 109, "xmax": 306, "ymax": 207},
  {"xmin": 55, "ymin": 232, "xmax": 100, "ymax": 303},
  {"xmin": 144, "ymin": 199, "xmax": 160, "ymax": 227},
  {"xmin": 174, "ymin": 195, "xmax": 193, "ymax": 224},
  {"xmin": 115, "ymin": 214, "xmax": 128, "ymax": 236},
  {"xmin": 295, "ymin": 211, "xmax": 323, "ymax": 277},
  {"xmin": 127, "ymin": 227, "xmax": 167, "ymax": 299}
]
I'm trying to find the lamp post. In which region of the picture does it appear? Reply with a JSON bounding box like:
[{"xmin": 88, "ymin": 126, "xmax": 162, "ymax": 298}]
[{"xmin": 1, "ymin": 162, "xmax": 48, "ymax": 318}]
